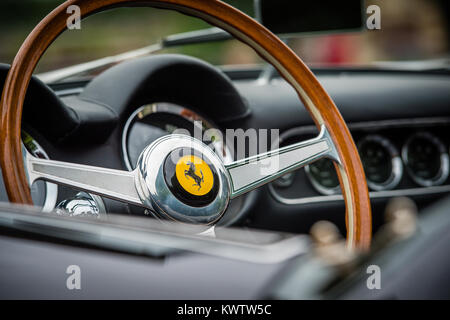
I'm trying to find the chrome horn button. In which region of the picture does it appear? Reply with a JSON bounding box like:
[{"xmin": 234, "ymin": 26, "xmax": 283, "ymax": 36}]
[
  {"xmin": 135, "ymin": 134, "xmax": 231, "ymax": 224},
  {"xmin": 163, "ymin": 147, "xmax": 220, "ymax": 207}
]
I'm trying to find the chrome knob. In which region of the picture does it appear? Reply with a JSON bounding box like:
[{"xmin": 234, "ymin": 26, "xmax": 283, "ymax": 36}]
[{"xmin": 56, "ymin": 192, "xmax": 106, "ymax": 218}]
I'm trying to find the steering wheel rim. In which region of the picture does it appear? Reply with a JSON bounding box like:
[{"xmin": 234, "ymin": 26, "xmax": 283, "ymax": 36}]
[{"xmin": 0, "ymin": 0, "xmax": 371, "ymax": 249}]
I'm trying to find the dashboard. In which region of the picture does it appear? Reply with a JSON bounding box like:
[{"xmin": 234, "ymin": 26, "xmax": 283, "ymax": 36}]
[{"xmin": 1, "ymin": 57, "xmax": 449, "ymax": 236}]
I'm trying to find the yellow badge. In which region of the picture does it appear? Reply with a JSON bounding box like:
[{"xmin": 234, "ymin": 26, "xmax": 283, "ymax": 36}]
[{"xmin": 175, "ymin": 155, "xmax": 214, "ymax": 196}]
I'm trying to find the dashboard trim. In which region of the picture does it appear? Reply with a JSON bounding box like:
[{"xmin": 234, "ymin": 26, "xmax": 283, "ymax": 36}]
[
  {"xmin": 279, "ymin": 117, "xmax": 450, "ymax": 141},
  {"xmin": 269, "ymin": 184, "xmax": 450, "ymax": 205}
]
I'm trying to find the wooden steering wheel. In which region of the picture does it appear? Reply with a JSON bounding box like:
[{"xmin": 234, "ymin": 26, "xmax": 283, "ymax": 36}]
[{"xmin": 0, "ymin": 0, "xmax": 371, "ymax": 249}]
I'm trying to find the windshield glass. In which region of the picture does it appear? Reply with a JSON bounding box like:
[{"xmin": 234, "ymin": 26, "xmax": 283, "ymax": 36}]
[{"xmin": 0, "ymin": 0, "xmax": 448, "ymax": 75}]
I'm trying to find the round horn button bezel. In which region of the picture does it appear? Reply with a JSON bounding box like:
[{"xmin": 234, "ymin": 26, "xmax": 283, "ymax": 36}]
[
  {"xmin": 135, "ymin": 134, "xmax": 230, "ymax": 225},
  {"xmin": 164, "ymin": 148, "xmax": 220, "ymax": 207}
]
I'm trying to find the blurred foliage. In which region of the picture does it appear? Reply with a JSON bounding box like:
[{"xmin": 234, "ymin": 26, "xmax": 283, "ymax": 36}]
[{"xmin": 0, "ymin": 0, "xmax": 256, "ymax": 72}]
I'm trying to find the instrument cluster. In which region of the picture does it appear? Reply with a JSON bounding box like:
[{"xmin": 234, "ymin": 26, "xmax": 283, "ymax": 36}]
[{"xmin": 270, "ymin": 120, "xmax": 450, "ymax": 201}]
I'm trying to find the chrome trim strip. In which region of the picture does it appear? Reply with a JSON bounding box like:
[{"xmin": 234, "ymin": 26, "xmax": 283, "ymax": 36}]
[
  {"xmin": 54, "ymin": 87, "xmax": 84, "ymax": 96},
  {"xmin": 37, "ymin": 43, "xmax": 162, "ymax": 84},
  {"xmin": 162, "ymin": 27, "xmax": 231, "ymax": 47},
  {"xmin": 347, "ymin": 117, "xmax": 450, "ymax": 130},
  {"xmin": 279, "ymin": 117, "xmax": 450, "ymax": 143},
  {"xmin": 269, "ymin": 184, "xmax": 450, "ymax": 205}
]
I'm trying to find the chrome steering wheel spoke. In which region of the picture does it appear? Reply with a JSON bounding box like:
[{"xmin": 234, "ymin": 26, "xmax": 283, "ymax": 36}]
[
  {"xmin": 225, "ymin": 125, "xmax": 340, "ymax": 198},
  {"xmin": 24, "ymin": 148, "xmax": 142, "ymax": 207}
]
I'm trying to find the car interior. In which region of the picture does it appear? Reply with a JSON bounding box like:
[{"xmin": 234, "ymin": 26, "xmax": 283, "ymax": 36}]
[{"xmin": 0, "ymin": 0, "xmax": 449, "ymax": 300}]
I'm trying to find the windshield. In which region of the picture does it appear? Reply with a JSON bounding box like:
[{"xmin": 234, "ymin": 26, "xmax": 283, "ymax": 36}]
[{"xmin": 0, "ymin": 0, "xmax": 448, "ymax": 76}]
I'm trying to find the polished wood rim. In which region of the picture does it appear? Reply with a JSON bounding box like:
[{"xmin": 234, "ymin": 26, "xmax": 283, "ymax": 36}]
[{"xmin": 0, "ymin": 0, "xmax": 371, "ymax": 249}]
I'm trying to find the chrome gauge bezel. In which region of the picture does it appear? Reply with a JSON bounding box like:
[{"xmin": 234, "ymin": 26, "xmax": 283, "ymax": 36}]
[
  {"xmin": 402, "ymin": 131, "xmax": 449, "ymax": 187},
  {"xmin": 122, "ymin": 102, "xmax": 232, "ymax": 171},
  {"xmin": 304, "ymin": 162, "xmax": 341, "ymax": 195},
  {"xmin": 275, "ymin": 129, "xmax": 341, "ymax": 196},
  {"xmin": 22, "ymin": 132, "xmax": 58, "ymax": 212},
  {"xmin": 357, "ymin": 135, "xmax": 403, "ymax": 191}
]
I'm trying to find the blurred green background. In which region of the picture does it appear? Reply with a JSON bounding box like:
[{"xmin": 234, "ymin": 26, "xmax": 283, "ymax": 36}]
[
  {"xmin": 0, "ymin": 0, "xmax": 257, "ymax": 73},
  {"xmin": 0, "ymin": 0, "xmax": 448, "ymax": 74}
]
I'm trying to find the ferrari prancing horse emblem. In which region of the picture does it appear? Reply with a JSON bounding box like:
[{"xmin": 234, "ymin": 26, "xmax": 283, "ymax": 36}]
[
  {"xmin": 175, "ymin": 155, "xmax": 214, "ymax": 196},
  {"xmin": 184, "ymin": 161, "xmax": 204, "ymax": 191}
]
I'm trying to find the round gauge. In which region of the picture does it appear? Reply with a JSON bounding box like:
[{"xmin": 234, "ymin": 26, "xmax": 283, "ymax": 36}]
[
  {"xmin": 122, "ymin": 102, "xmax": 231, "ymax": 171},
  {"xmin": 358, "ymin": 135, "xmax": 403, "ymax": 191},
  {"xmin": 305, "ymin": 158, "xmax": 340, "ymax": 195},
  {"xmin": 402, "ymin": 132, "xmax": 449, "ymax": 187},
  {"xmin": 21, "ymin": 131, "xmax": 58, "ymax": 212},
  {"xmin": 273, "ymin": 172, "xmax": 295, "ymax": 188}
]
